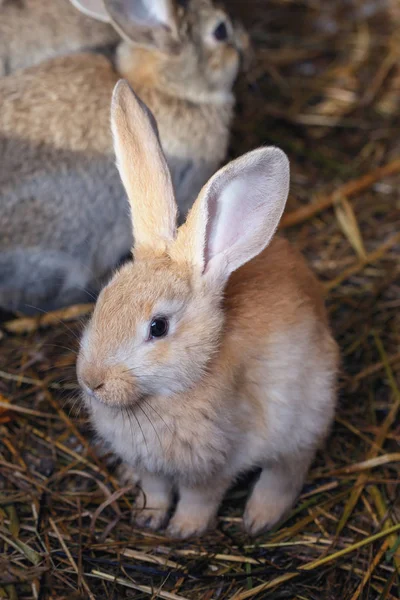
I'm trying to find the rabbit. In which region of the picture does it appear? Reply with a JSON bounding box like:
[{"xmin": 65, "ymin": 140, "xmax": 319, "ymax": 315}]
[
  {"xmin": 0, "ymin": 0, "xmax": 119, "ymax": 76},
  {"xmin": 0, "ymin": 0, "xmax": 248, "ymax": 314},
  {"xmin": 76, "ymin": 80, "xmax": 339, "ymax": 540}
]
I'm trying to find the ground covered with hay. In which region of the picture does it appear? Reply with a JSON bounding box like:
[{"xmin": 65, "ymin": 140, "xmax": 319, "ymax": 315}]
[{"xmin": 1, "ymin": 1, "xmax": 399, "ymax": 598}]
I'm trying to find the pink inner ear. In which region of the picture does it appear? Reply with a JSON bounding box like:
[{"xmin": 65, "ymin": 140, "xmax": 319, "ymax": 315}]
[
  {"xmin": 108, "ymin": 0, "xmax": 171, "ymax": 28},
  {"xmin": 200, "ymin": 147, "xmax": 289, "ymax": 279},
  {"xmin": 204, "ymin": 175, "xmax": 267, "ymax": 267},
  {"xmin": 70, "ymin": 0, "xmax": 109, "ymax": 21}
]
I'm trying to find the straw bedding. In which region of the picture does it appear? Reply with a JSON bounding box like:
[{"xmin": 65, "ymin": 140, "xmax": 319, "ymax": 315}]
[{"xmin": 1, "ymin": 1, "xmax": 399, "ymax": 598}]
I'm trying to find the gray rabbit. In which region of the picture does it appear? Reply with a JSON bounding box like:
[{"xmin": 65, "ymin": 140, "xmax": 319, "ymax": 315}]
[{"xmin": 0, "ymin": 0, "xmax": 248, "ymax": 314}]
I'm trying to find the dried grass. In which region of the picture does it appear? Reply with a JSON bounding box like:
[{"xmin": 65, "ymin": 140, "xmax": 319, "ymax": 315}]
[{"xmin": 1, "ymin": 0, "xmax": 399, "ymax": 598}]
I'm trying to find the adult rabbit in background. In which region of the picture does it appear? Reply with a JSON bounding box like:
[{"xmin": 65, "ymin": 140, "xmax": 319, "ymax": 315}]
[
  {"xmin": 77, "ymin": 81, "xmax": 339, "ymax": 539},
  {"xmin": 0, "ymin": 0, "xmax": 248, "ymax": 314},
  {"xmin": 0, "ymin": 0, "xmax": 119, "ymax": 76}
]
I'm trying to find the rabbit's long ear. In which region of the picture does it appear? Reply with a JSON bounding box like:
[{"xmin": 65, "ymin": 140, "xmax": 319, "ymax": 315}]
[
  {"xmin": 102, "ymin": 0, "xmax": 181, "ymax": 53},
  {"xmin": 111, "ymin": 80, "xmax": 177, "ymax": 253},
  {"xmin": 69, "ymin": 0, "xmax": 110, "ymax": 22},
  {"xmin": 173, "ymin": 148, "xmax": 289, "ymax": 286}
]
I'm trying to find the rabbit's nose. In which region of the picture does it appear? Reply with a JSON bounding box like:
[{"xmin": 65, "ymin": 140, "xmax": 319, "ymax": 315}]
[
  {"xmin": 81, "ymin": 377, "xmax": 105, "ymax": 397},
  {"xmin": 77, "ymin": 364, "xmax": 106, "ymax": 397},
  {"xmin": 77, "ymin": 359, "xmax": 135, "ymax": 406}
]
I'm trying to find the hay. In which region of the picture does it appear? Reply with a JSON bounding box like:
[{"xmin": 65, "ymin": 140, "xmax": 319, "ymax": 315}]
[{"xmin": 1, "ymin": 1, "xmax": 399, "ymax": 598}]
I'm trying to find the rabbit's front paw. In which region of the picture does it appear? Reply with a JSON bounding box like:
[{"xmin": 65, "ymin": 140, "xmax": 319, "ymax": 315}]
[
  {"xmin": 132, "ymin": 503, "xmax": 170, "ymax": 531},
  {"xmin": 166, "ymin": 511, "xmax": 213, "ymax": 539},
  {"xmin": 167, "ymin": 481, "xmax": 229, "ymax": 538},
  {"xmin": 243, "ymin": 465, "xmax": 300, "ymax": 535},
  {"xmin": 131, "ymin": 472, "xmax": 172, "ymax": 531},
  {"xmin": 243, "ymin": 494, "xmax": 286, "ymax": 535}
]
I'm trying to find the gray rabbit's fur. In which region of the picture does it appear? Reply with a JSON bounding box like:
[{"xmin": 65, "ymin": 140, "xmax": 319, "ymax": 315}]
[
  {"xmin": 0, "ymin": 0, "xmax": 119, "ymax": 76},
  {"xmin": 0, "ymin": 0, "xmax": 246, "ymax": 313},
  {"xmin": 0, "ymin": 34, "xmax": 238, "ymax": 313}
]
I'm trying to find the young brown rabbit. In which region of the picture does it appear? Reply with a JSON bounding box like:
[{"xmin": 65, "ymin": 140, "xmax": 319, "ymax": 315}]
[
  {"xmin": 77, "ymin": 80, "xmax": 339, "ymax": 539},
  {"xmin": 0, "ymin": 0, "xmax": 248, "ymax": 313},
  {"xmin": 0, "ymin": 0, "xmax": 118, "ymax": 76}
]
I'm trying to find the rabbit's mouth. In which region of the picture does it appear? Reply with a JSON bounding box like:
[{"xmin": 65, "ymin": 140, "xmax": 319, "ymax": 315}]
[
  {"xmin": 82, "ymin": 388, "xmax": 151, "ymax": 412},
  {"xmin": 78, "ymin": 371, "xmax": 147, "ymax": 409}
]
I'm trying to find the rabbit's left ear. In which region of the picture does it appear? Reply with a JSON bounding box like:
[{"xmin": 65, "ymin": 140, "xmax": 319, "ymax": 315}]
[
  {"xmin": 103, "ymin": 0, "xmax": 181, "ymax": 53},
  {"xmin": 71, "ymin": 0, "xmax": 182, "ymax": 53},
  {"xmin": 173, "ymin": 147, "xmax": 290, "ymax": 286},
  {"xmin": 111, "ymin": 80, "xmax": 177, "ymax": 254},
  {"xmin": 69, "ymin": 0, "xmax": 110, "ymax": 22}
]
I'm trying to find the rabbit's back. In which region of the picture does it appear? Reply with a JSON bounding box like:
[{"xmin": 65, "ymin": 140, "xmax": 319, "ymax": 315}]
[
  {"xmin": 1, "ymin": 53, "xmax": 116, "ymax": 149},
  {"xmin": 0, "ymin": 0, "xmax": 119, "ymax": 76},
  {"xmin": 0, "ymin": 55, "xmax": 132, "ymax": 312},
  {"xmin": 0, "ymin": 55, "xmax": 122, "ymax": 244}
]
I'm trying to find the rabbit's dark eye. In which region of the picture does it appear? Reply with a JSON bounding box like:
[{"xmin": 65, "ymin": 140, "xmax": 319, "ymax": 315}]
[
  {"xmin": 150, "ymin": 317, "xmax": 169, "ymax": 339},
  {"xmin": 214, "ymin": 21, "xmax": 228, "ymax": 42}
]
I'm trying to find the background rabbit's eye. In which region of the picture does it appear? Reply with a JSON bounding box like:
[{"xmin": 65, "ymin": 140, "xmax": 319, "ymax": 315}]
[
  {"xmin": 150, "ymin": 317, "xmax": 169, "ymax": 339},
  {"xmin": 213, "ymin": 21, "xmax": 228, "ymax": 42}
]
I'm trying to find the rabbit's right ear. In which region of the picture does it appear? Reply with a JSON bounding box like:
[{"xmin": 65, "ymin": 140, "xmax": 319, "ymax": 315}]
[
  {"xmin": 111, "ymin": 80, "xmax": 177, "ymax": 254},
  {"xmin": 103, "ymin": 0, "xmax": 181, "ymax": 53},
  {"xmin": 69, "ymin": 0, "xmax": 110, "ymax": 22},
  {"xmin": 173, "ymin": 147, "xmax": 290, "ymax": 287}
]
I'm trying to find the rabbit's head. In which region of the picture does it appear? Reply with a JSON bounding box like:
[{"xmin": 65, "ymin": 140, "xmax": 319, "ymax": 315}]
[
  {"xmin": 70, "ymin": 0, "xmax": 249, "ymax": 101},
  {"xmin": 77, "ymin": 81, "xmax": 289, "ymax": 408}
]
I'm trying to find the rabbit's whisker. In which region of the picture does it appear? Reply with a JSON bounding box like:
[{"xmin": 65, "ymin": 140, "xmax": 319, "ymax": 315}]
[
  {"xmin": 142, "ymin": 399, "xmax": 172, "ymax": 435},
  {"xmin": 135, "ymin": 404, "xmax": 163, "ymax": 449},
  {"xmin": 121, "ymin": 406, "xmax": 148, "ymax": 452},
  {"xmin": 24, "ymin": 304, "xmax": 82, "ymax": 343}
]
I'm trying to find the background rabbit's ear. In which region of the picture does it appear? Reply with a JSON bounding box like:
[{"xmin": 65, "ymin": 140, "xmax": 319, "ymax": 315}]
[
  {"xmin": 111, "ymin": 80, "xmax": 177, "ymax": 253},
  {"xmin": 69, "ymin": 0, "xmax": 110, "ymax": 22},
  {"xmin": 174, "ymin": 148, "xmax": 290, "ymax": 286},
  {"xmin": 103, "ymin": 0, "xmax": 181, "ymax": 53}
]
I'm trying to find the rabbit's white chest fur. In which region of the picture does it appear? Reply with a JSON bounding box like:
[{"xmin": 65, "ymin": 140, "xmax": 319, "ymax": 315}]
[{"xmin": 88, "ymin": 394, "xmax": 237, "ymax": 485}]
